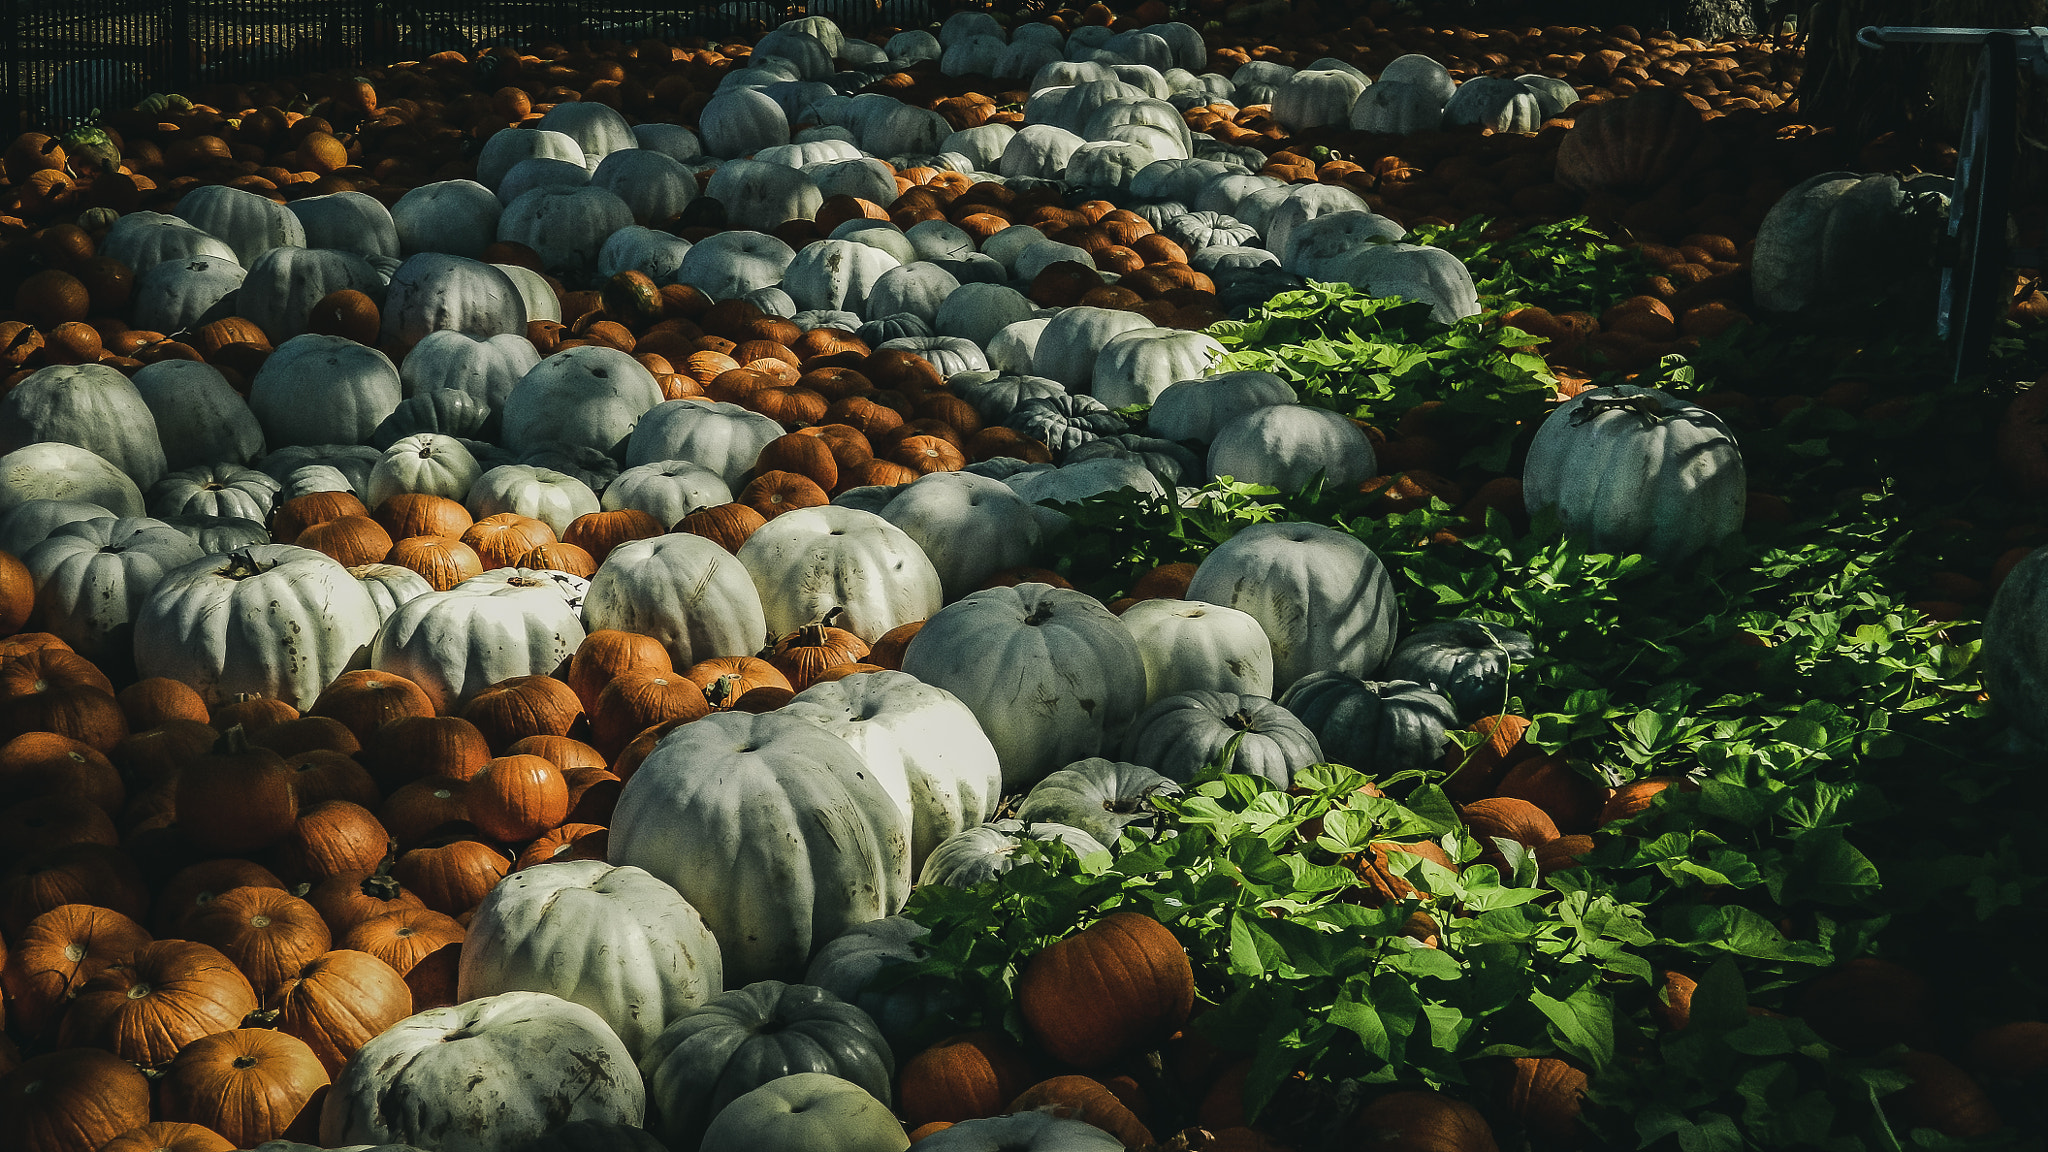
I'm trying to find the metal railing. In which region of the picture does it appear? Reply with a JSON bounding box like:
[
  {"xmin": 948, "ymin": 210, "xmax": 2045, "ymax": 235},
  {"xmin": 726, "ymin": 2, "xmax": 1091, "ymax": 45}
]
[{"xmin": 0, "ymin": 0, "xmax": 922, "ymax": 130}]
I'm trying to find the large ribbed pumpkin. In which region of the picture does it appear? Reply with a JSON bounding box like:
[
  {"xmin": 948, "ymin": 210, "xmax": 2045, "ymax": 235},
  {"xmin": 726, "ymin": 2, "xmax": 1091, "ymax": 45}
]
[
  {"xmin": 1553, "ymin": 86, "xmax": 1703, "ymax": 194},
  {"xmin": 1015, "ymin": 911, "xmax": 1192, "ymax": 1069}
]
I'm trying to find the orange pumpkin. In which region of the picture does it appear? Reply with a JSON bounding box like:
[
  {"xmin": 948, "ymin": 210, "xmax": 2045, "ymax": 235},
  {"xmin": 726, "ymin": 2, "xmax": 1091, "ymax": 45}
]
[
  {"xmin": 271, "ymin": 801, "xmax": 390, "ymax": 887},
  {"xmin": 461, "ymin": 675, "xmax": 584, "ymax": 753},
  {"xmin": 392, "ymin": 838, "xmax": 513, "ymax": 916},
  {"xmin": 461, "ymin": 513, "xmax": 556, "ymax": 570},
  {"xmin": 153, "ymin": 858, "xmax": 287, "ymax": 939},
  {"xmin": 58, "ymin": 939, "xmax": 260, "ymax": 1067},
  {"xmin": 358, "ymin": 714, "xmax": 492, "ymax": 791},
  {"xmin": 383, "ymin": 536, "xmax": 486, "ymax": 590},
  {"xmin": 183, "ymin": 886, "xmax": 332, "ymax": 999},
  {"xmin": 1016, "ymin": 912, "xmax": 1194, "ymax": 1069},
  {"xmin": 1351, "ymin": 1089, "xmax": 1501, "ymax": 1151},
  {"xmin": 372, "ymin": 492, "xmax": 473, "ymax": 541},
  {"xmin": 1, "ymin": 903, "xmax": 152, "ymax": 1043},
  {"xmin": 157, "ymin": 1028, "xmax": 330, "ymax": 1147},
  {"xmin": 1006, "ymin": 1076, "xmax": 1153, "ymax": 1148},
  {"xmin": 0, "ymin": 1047, "xmax": 155, "ymax": 1152},
  {"xmin": 766, "ymin": 612, "xmax": 871, "ymax": 692},
  {"xmin": 309, "ymin": 669, "xmax": 435, "ymax": 745},
  {"xmin": 267, "ymin": 948, "xmax": 415, "ymax": 1077},
  {"xmin": 899, "ymin": 1030, "xmax": 1037, "ymax": 1128},
  {"xmin": 567, "ymin": 629, "xmax": 674, "ymax": 714},
  {"xmin": 115, "ymin": 677, "xmax": 211, "ymax": 729},
  {"xmin": 676, "ymin": 502, "xmax": 766, "ymax": 552},
  {"xmin": 562, "ymin": 508, "xmax": 666, "ymax": 564},
  {"xmin": 304, "ymin": 868, "xmax": 426, "ymax": 941},
  {"xmin": 98, "ymin": 1121, "xmax": 237, "ymax": 1152},
  {"xmin": 175, "ymin": 729, "xmax": 298, "ymax": 854},
  {"xmin": 590, "ymin": 671, "xmax": 711, "ymax": 758},
  {"xmin": 0, "ymin": 731, "xmax": 124, "ymax": 815},
  {"xmin": 465, "ymin": 755, "xmax": 570, "ymax": 842}
]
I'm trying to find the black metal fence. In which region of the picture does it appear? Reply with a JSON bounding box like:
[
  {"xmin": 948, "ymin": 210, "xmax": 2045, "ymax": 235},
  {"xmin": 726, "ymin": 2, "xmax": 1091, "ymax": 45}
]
[{"xmin": 1, "ymin": 0, "xmax": 919, "ymax": 130}]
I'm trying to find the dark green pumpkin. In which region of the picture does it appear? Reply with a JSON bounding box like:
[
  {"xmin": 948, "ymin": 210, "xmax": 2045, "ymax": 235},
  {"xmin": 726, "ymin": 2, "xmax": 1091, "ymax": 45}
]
[
  {"xmin": 1278, "ymin": 673, "xmax": 1459, "ymax": 776},
  {"xmin": 640, "ymin": 980, "xmax": 895, "ymax": 1152},
  {"xmin": 1384, "ymin": 619, "xmax": 1534, "ymax": 723},
  {"xmin": 1005, "ymin": 391, "xmax": 1127, "ymax": 456}
]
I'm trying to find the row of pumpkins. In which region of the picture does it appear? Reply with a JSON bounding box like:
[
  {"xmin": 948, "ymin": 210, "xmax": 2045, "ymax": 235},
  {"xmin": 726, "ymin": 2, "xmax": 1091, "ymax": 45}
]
[{"xmin": 0, "ymin": 11, "xmax": 1786, "ymax": 1152}]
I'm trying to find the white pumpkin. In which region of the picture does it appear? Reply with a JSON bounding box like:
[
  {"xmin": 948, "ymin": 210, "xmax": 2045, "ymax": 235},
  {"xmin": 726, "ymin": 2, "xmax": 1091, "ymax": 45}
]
[
  {"xmin": 998, "ymin": 123, "xmax": 1086, "ymax": 179},
  {"xmin": 634, "ymin": 122, "xmax": 705, "ymax": 163},
  {"xmin": 0, "ymin": 444, "xmax": 145, "ymax": 519},
  {"xmin": 288, "ymin": 190, "xmax": 401, "ymax": 261},
  {"xmin": 865, "ymin": 263, "xmax": 961, "ymax": 326},
  {"xmin": 876, "ymin": 471, "xmax": 1045, "ymax": 600},
  {"xmin": 367, "ymin": 434, "xmax": 483, "ymax": 507},
  {"xmin": 1339, "ymin": 242, "xmax": 1482, "ymax": 325},
  {"xmin": 22, "ymin": 515, "xmax": 204, "ymax": 665},
  {"xmin": 919, "ymin": 819, "xmax": 1106, "ymax": 888},
  {"xmin": 146, "ymin": 463, "xmax": 280, "ymax": 522},
  {"xmin": 132, "ymin": 253, "xmax": 245, "ymax": 334},
  {"xmin": 477, "ymin": 128, "xmax": 587, "ymax": 191},
  {"xmin": 391, "ymin": 180, "xmax": 503, "ymax": 259},
  {"xmin": 582, "ymin": 533, "xmax": 769, "ymax": 668},
  {"xmin": 399, "ymin": 330, "xmax": 542, "ymax": 410},
  {"xmin": 537, "ymin": 100, "xmax": 639, "ymax": 170},
  {"xmin": 674, "ymin": 231, "xmax": 798, "ymax": 301},
  {"xmin": 608, "ymin": 710, "xmax": 911, "ymax": 985},
  {"xmin": 458, "ymin": 860, "xmax": 722, "ymax": 1059},
  {"xmin": 900, "ymin": 583, "xmax": 1148, "ymax": 787},
  {"xmin": 495, "ymin": 263, "xmax": 563, "ymax": 324},
  {"xmin": 1183, "ymin": 522, "xmax": 1401, "ymax": 693},
  {"xmin": 700, "ymin": 87, "xmax": 793, "ymax": 158},
  {"xmin": 912, "ymin": 1113, "xmax": 1121, "ymax": 1152},
  {"xmin": 175, "ymin": 182, "xmax": 306, "ymax": 266},
  {"xmin": 0, "ymin": 499, "xmax": 116, "ymax": 557},
  {"xmin": 130, "ymin": 361, "xmax": 266, "ymax": 469},
  {"xmin": 379, "ymin": 253, "xmax": 529, "ymax": 348},
  {"xmin": 349, "ymin": 562, "xmax": 434, "ymax": 626},
  {"xmin": 497, "ymin": 186, "xmax": 636, "ymax": 285},
  {"xmin": 464, "ymin": 465, "xmax": 601, "ymax": 536},
  {"xmin": 705, "ymin": 159, "xmax": 826, "ymax": 234},
  {"xmin": 370, "ymin": 568, "xmax": 589, "ymax": 713},
  {"xmin": 100, "ymin": 210, "xmax": 235, "ymax": 277},
  {"xmin": 735, "ymin": 505, "xmax": 941, "ymax": 642},
  {"xmin": 598, "ymin": 225, "xmax": 694, "ymax": 285},
  {"xmin": 502, "ymin": 346, "xmax": 665, "ymax": 465},
  {"xmin": 1273, "ymin": 68, "xmax": 1370, "ymax": 131},
  {"xmin": 1207, "ymin": 402, "xmax": 1377, "ymax": 490},
  {"xmin": 1442, "ymin": 74, "xmax": 1544, "ymax": 133},
  {"xmin": 319, "ymin": 990, "xmax": 644, "ymax": 1152},
  {"xmin": 1378, "ymin": 53, "xmax": 1458, "ymax": 104},
  {"xmin": 781, "ymin": 238, "xmax": 903, "ymax": 316},
  {"xmin": 235, "ymin": 245, "xmax": 386, "ymax": 346},
  {"xmin": 603, "ymin": 460, "xmax": 733, "ymax": 527},
  {"xmin": 0, "ymin": 363, "xmax": 167, "ymax": 491},
  {"xmin": 785, "ymin": 669, "xmax": 1002, "ymax": 876},
  {"xmin": 1119, "ymin": 597, "xmax": 1276, "ymax": 704},
  {"xmin": 590, "ymin": 149, "xmax": 700, "ymax": 227},
  {"xmin": 1146, "ymin": 370, "xmax": 1297, "ymax": 444},
  {"xmin": 1088, "ymin": 328, "xmax": 1225, "ymax": 409},
  {"xmin": 248, "ymin": 335, "xmax": 403, "ymax": 449},
  {"xmin": 134, "ymin": 544, "xmax": 383, "ymax": 709},
  {"xmin": 1522, "ymin": 385, "xmax": 1747, "ymax": 565},
  {"xmin": 624, "ymin": 400, "xmax": 783, "ymax": 490},
  {"xmin": 495, "ymin": 157, "xmax": 590, "ymax": 208},
  {"xmin": 1349, "ymin": 80, "xmax": 1444, "ymax": 134},
  {"xmin": 933, "ymin": 283, "xmax": 1035, "ymax": 350},
  {"xmin": 1281, "ymin": 210, "xmax": 1408, "ymax": 281},
  {"xmin": 700, "ymin": 1073, "xmax": 909, "ymax": 1152},
  {"xmin": 1032, "ymin": 307, "xmax": 1154, "ymax": 393}
]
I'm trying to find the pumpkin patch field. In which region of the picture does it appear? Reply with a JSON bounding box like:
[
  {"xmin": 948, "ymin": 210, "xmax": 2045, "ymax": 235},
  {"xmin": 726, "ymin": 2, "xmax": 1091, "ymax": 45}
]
[{"xmin": 3, "ymin": 0, "xmax": 2048, "ymax": 1149}]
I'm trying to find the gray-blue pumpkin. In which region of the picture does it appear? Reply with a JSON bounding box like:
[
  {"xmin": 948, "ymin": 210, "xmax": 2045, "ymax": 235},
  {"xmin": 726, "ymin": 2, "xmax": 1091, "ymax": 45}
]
[
  {"xmin": 1004, "ymin": 391, "xmax": 1127, "ymax": 456},
  {"xmin": 1384, "ymin": 620, "xmax": 1535, "ymax": 723},
  {"xmin": 1277, "ymin": 673, "xmax": 1459, "ymax": 777},
  {"xmin": 1016, "ymin": 757, "xmax": 1183, "ymax": 849},
  {"xmin": 1120, "ymin": 690, "xmax": 1324, "ymax": 787}
]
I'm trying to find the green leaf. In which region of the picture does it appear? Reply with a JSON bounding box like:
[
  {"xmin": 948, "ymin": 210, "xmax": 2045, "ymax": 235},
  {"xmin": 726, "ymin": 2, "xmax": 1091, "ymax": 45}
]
[{"xmin": 1529, "ymin": 982, "xmax": 1615, "ymax": 1068}]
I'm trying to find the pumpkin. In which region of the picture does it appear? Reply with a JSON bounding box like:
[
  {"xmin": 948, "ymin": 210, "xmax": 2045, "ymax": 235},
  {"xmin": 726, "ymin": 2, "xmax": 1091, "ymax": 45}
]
[
  {"xmin": 267, "ymin": 948, "xmax": 415, "ymax": 1077},
  {"xmin": 1007, "ymin": 1075, "xmax": 1154, "ymax": 1148},
  {"xmin": 157, "ymin": 1028, "xmax": 330, "ymax": 1148},
  {"xmin": 733, "ymin": 504, "xmax": 943, "ymax": 645},
  {"xmin": 0, "ymin": 363, "xmax": 168, "ymax": 492},
  {"xmin": 97, "ymin": 1122, "xmax": 236, "ymax": 1152},
  {"xmin": 174, "ymin": 184, "xmax": 305, "ymax": 266},
  {"xmin": 1121, "ymin": 690, "xmax": 1322, "ymax": 787},
  {"xmin": 0, "ymin": 443, "xmax": 147, "ymax": 520},
  {"xmin": 20, "ymin": 515, "xmax": 203, "ymax": 668},
  {"xmin": 582, "ymin": 533, "xmax": 769, "ymax": 671},
  {"xmin": 918, "ymin": 819, "xmax": 1107, "ymax": 888},
  {"xmin": 380, "ymin": 253, "xmax": 530, "ymax": 351},
  {"xmin": 3, "ymin": 903, "xmax": 152, "ymax": 1042},
  {"xmin": 0, "ymin": 1047, "xmax": 155, "ymax": 1152},
  {"xmin": 511, "ymin": 1118, "xmax": 669, "ymax": 1152},
  {"xmin": 1750, "ymin": 172, "xmax": 1916, "ymax": 314},
  {"xmin": 183, "ymin": 886, "xmax": 331, "ymax": 998},
  {"xmin": 782, "ymin": 668, "xmax": 1001, "ymax": 875},
  {"xmin": 1016, "ymin": 911, "xmax": 1192, "ymax": 1070},
  {"xmin": 1116, "ymin": 598, "xmax": 1275, "ymax": 705},
  {"xmin": 247, "ymin": 335, "xmax": 404, "ymax": 450},
  {"xmin": 609, "ymin": 710, "xmax": 910, "ymax": 985},
  {"xmin": 604, "ymin": 461, "xmax": 733, "ymax": 528},
  {"xmin": 502, "ymin": 345, "xmax": 665, "ymax": 466},
  {"xmin": 699, "ymin": 1072, "xmax": 910, "ymax": 1152},
  {"xmin": 898, "ymin": 1031, "xmax": 1037, "ymax": 1129},
  {"xmin": 1553, "ymin": 85, "xmax": 1703, "ymax": 194},
  {"xmin": 147, "ymin": 464, "xmax": 280, "ymax": 523},
  {"xmin": 875, "ymin": 471, "xmax": 1045, "ymax": 600},
  {"xmin": 397, "ymin": 333, "xmax": 540, "ymax": 415},
  {"xmin": 365, "ymin": 435, "xmax": 483, "ymax": 509},
  {"xmin": 1384, "ymin": 620, "xmax": 1536, "ymax": 724},
  {"xmin": 1351, "ymin": 1089, "xmax": 1501, "ymax": 1152},
  {"xmin": 1984, "ymin": 545, "xmax": 2048, "ymax": 746},
  {"xmin": 319, "ymin": 990, "xmax": 644, "ymax": 1152},
  {"xmin": 1522, "ymin": 386, "xmax": 1746, "ymax": 565},
  {"xmin": 901, "ymin": 582, "xmax": 1145, "ymax": 788},
  {"xmin": 1015, "ymin": 757, "xmax": 1182, "ymax": 851},
  {"xmin": 58, "ymin": 939, "xmax": 259, "ymax": 1067},
  {"xmin": 625, "ymin": 400, "xmax": 784, "ymax": 491},
  {"xmin": 369, "ymin": 568, "xmax": 588, "ymax": 715},
  {"xmin": 803, "ymin": 915, "xmax": 963, "ymax": 1052},
  {"xmin": 1185, "ymin": 522, "xmax": 1401, "ymax": 693},
  {"xmin": 1280, "ymin": 673, "xmax": 1460, "ymax": 777},
  {"xmin": 130, "ymin": 362, "xmax": 267, "ymax": 470},
  {"xmin": 1146, "ymin": 370, "xmax": 1296, "ymax": 445},
  {"xmin": 641, "ymin": 981, "xmax": 895, "ymax": 1151},
  {"xmin": 675, "ymin": 232, "xmax": 800, "ymax": 302},
  {"xmin": 1349, "ymin": 80, "xmax": 1444, "ymax": 134},
  {"xmin": 1442, "ymin": 76, "xmax": 1544, "ymax": 133}
]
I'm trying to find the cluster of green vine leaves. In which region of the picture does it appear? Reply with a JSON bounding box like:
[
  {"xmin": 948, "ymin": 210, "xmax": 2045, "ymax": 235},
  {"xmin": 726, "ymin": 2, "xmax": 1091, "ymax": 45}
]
[{"xmin": 880, "ymin": 216, "xmax": 2048, "ymax": 1150}]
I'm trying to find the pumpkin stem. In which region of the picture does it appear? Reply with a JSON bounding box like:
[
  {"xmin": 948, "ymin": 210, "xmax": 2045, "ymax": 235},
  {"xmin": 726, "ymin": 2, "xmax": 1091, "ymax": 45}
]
[
  {"xmin": 705, "ymin": 673, "xmax": 741, "ymax": 709},
  {"xmin": 1224, "ymin": 709, "xmax": 1256, "ymax": 731},
  {"xmin": 360, "ymin": 839, "xmax": 403, "ymax": 901}
]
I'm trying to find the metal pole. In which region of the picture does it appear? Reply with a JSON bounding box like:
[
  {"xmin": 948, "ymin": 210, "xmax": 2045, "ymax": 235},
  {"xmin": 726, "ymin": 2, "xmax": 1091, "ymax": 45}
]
[{"xmin": 1, "ymin": 0, "xmax": 19, "ymax": 133}]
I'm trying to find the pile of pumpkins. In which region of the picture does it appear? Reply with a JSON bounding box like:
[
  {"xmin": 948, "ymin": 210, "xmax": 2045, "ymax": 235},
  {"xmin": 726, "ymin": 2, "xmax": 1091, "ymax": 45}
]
[{"xmin": 0, "ymin": 4, "xmax": 2021, "ymax": 1152}]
